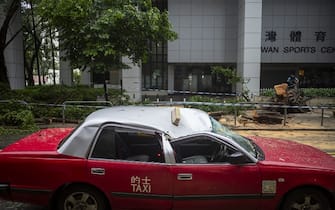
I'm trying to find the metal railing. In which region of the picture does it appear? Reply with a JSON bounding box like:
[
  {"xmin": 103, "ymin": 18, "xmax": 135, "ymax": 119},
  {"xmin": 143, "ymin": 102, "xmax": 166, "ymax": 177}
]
[
  {"xmin": 62, "ymin": 101, "xmax": 113, "ymax": 123},
  {"xmin": 149, "ymin": 100, "xmax": 335, "ymax": 127},
  {"xmin": 0, "ymin": 100, "xmax": 29, "ymax": 107},
  {"xmin": 0, "ymin": 100, "xmax": 334, "ymax": 127}
]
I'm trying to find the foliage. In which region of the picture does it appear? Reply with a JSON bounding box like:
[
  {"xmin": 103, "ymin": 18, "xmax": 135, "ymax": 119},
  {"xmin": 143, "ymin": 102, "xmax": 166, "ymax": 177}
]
[
  {"xmin": 260, "ymin": 88, "xmax": 276, "ymax": 97},
  {"xmin": 0, "ymin": 85, "xmax": 128, "ymax": 104},
  {"xmin": 187, "ymin": 95, "xmax": 245, "ymax": 115},
  {"xmin": 0, "ymin": 101, "xmax": 37, "ymax": 129},
  {"xmin": 302, "ymin": 88, "xmax": 335, "ymax": 97},
  {"xmin": 32, "ymin": 105, "xmax": 63, "ymax": 119},
  {"xmin": 22, "ymin": 0, "xmax": 58, "ymax": 86},
  {"xmin": 211, "ymin": 66, "xmax": 241, "ymax": 85},
  {"xmin": 0, "ymin": 86, "xmax": 128, "ymax": 125},
  {"xmin": 73, "ymin": 70, "xmax": 81, "ymax": 85},
  {"xmin": 0, "ymin": 126, "xmax": 36, "ymax": 135},
  {"xmin": 0, "ymin": 82, "xmax": 11, "ymax": 99},
  {"xmin": 210, "ymin": 66, "xmax": 251, "ymax": 101},
  {"xmin": 37, "ymin": 0, "xmax": 177, "ymax": 73},
  {"xmin": 64, "ymin": 106, "xmax": 96, "ymax": 121},
  {"xmin": 6, "ymin": 110, "xmax": 36, "ymax": 129}
]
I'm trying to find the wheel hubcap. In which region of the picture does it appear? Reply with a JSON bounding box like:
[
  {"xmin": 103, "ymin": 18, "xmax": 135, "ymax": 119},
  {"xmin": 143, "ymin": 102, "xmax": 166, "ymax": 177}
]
[
  {"xmin": 64, "ymin": 192, "xmax": 98, "ymax": 210},
  {"xmin": 291, "ymin": 195, "xmax": 321, "ymax": 210}
]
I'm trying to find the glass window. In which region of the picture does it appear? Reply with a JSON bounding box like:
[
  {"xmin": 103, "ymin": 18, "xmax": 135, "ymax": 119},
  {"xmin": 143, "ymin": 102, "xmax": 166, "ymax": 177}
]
[
  {"xmin": 171, "ymin": 136, "xmax": 237, "ymax": 164},
  {"xmin": 174, "ymin": 65, "xmax": 234, "ymax": 93},
  {"xmin": 91, "ymin": 126, "xmax": 164, "ymax": 163},
  {"xmin": 142, "ymin": 0, "xmax": 168, "ymax": 90},
  {"xmin": 210, "ymin": 117, "xmax": 264, "ymax": 160},
  {"xmin": 92, "ymin": 71, "xmax": 110, "ymax": 84}
]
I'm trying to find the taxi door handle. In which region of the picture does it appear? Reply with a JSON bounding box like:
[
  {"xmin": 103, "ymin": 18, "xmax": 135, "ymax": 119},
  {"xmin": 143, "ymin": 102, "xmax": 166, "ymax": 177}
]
[
  {"xmin": 177, "ymin": 173, "xmax": 192, "ymax": 181},
  {"xmin": 91, "ymin": 168, "xmax": 105, "ymax": 176}
]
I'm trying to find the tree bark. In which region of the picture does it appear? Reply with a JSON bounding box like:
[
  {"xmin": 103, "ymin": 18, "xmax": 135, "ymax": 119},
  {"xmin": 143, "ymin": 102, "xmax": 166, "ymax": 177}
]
[{"xmin": 0, "ymin": 47, "xmax": 9, "ymax": 84}]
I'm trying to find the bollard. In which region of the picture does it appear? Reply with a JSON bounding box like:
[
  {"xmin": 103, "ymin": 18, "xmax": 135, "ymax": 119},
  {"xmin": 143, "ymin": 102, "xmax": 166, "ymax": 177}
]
[
  {"xmin": 283, "ymin": 108, "xmax": 287, "ymax": 126},
  {"xmin": 234, "ymin": 106, "xmax": 237, "ymax": 126},
  {"xmin": 321, "ymin": 108, "xmax": 324, "ymax": 126}
]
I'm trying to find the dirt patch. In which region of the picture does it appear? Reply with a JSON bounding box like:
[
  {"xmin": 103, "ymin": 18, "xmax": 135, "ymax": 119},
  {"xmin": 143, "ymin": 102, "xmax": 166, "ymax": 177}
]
[
  {"xmin": 220, "ymin": 109, "xmax": 335, "ymax": 155},
  {"xmin": 220, "ymin": 109, "xmax": 335, "ymax": 130},
  {"xmin": 235, "ymin": 130, "xmax": 335, "ymax": 155}
]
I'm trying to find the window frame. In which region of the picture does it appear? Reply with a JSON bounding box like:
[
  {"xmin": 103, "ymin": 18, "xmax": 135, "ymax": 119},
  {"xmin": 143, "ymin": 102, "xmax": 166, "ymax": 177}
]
[
  {"xmin": 170, "ymin": 133, "xmax": 252, "ymax": 165},
  {"xmin": 88, "ymin": 123, "xmax": 167, "ymax": 163}
]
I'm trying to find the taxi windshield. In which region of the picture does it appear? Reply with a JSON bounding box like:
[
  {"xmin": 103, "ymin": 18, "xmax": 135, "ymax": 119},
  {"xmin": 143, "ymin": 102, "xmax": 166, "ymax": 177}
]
[{"xmin": 210, "ymin": 117, "xmax": 257, "ymax": 158}]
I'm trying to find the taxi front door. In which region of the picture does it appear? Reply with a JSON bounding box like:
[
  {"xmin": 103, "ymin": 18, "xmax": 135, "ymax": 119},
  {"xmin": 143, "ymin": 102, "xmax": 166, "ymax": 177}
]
[{"xmin": 170, "ymin": 163, "xmax": 261, "ymax": 210}]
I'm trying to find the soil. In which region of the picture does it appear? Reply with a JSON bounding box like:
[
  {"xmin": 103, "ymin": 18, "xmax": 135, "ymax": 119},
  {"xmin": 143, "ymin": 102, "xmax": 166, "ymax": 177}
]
[{"xmin": 220, "ymin": 109, "xmax": 335, "ymax": 155}]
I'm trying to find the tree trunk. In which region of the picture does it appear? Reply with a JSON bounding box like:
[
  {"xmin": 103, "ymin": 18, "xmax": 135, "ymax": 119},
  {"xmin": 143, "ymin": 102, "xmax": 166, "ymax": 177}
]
[
  {"xmin": 0, "ymin": 47, "xmax": 9, "ymax": 84},
  {"xmin": 24, "ymin": 53, "xmax": 35, "ymax": 86}
]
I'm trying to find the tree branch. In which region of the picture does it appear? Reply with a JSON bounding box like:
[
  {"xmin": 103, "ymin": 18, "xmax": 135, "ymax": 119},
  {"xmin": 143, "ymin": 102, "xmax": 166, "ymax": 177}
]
[{"xmin": 4, "ymin": 27, "xmax": 22, "ymax": 48}]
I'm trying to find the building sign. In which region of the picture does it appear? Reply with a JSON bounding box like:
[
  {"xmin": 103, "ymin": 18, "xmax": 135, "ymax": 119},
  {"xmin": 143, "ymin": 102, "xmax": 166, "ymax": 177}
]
[{"xmin": 262, "ymin": 30, "xmax": 335, "ymax": 55}]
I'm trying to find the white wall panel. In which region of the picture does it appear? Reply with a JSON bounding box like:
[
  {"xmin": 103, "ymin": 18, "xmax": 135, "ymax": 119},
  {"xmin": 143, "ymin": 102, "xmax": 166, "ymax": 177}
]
[{"xmin": 168, "ymin": 0, "xmax": 238, "ymax": 63}]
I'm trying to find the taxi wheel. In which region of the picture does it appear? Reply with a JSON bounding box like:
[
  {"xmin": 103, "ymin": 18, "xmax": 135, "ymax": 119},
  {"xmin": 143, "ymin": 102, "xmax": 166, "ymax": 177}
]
[
  {"xmin": 281, "ymin": 188, "xmax": 331, "ymax": 210},
  {"xmin": 57, "ymin": 185, "xmax": 108, "ymax": 210}
]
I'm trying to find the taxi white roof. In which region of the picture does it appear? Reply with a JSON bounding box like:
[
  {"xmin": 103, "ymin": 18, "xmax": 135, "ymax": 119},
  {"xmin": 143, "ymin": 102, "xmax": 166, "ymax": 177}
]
[
  {"xmin": 58, "ymin": 106, "xmax": 212, "ymax": 157},
  {"xmin": 84, "ymin": 106, "xmax": 212, "ymax": 137}
]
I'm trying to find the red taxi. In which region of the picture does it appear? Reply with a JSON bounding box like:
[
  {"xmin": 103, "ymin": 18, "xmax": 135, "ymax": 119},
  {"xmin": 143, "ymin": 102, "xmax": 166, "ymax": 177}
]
[{"xmin": 0, "ymin": 106, "xmax": 334, "ymax": 210}]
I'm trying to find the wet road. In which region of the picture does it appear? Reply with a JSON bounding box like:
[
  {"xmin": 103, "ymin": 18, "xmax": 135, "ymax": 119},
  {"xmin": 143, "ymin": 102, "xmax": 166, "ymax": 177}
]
[{"xmin": 0, "ymin": 202, "xmax": 46, "ymax": 210}]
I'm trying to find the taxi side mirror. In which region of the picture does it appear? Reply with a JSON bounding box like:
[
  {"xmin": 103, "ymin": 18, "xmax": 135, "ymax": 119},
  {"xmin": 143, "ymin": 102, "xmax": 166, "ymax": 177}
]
[{"xmin": 226, "ymin": 152, "xmax": 250, "ymax": 165}]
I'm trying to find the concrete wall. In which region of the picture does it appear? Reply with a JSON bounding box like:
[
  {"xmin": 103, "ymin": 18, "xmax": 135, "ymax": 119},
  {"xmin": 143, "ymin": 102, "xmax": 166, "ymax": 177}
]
[
  {"xmin": 0, "ymin": 1, "xmax": 25, "ymax": 89},
  {"xmin": 122, "ymin": 57, "xmax": 142, "ymax": 102},
  {"xmin": 237, "ymin": 0, "xmax": 263, "ymax": 96},
  {"xmin": 168, "ymin": 0, "xmax": 238, "ymax": 63}
]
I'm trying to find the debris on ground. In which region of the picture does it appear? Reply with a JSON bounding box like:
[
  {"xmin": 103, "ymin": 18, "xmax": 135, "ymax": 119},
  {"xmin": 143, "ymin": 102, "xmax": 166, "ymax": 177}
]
[{"xmin": 251, "ymin": 110, "xmax": 283, "ymax": 124}]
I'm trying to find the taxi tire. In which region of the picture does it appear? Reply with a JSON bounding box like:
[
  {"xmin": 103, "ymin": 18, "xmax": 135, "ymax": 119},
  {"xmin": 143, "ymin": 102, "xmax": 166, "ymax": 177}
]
[
  {"xmin": 281, "ymin": 188, "xmax": 331, "ymax": 210},
  {"xmin": 56, "ymin": 185, "xmax": 108, "ymax": 210}
]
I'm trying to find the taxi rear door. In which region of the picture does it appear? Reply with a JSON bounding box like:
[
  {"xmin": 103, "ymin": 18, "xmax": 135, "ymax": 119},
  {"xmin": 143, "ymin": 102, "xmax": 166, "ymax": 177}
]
[{"xmin": 87, "ymin": 125, "xmax": 173, "ymax": 210}]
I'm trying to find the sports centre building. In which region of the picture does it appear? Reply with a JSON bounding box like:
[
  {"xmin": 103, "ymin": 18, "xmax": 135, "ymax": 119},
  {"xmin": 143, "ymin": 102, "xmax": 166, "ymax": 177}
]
[{"xmin": 2, "ymin": 0, "xmax": 335, "ymax": 101}]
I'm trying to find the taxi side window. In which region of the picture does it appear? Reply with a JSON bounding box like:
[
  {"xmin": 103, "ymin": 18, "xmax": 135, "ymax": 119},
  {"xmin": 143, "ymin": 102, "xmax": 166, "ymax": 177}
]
[
  {"xmin": 171, "ymin": 137, "xmax": 236, "ymax": 164},
  {"xmin": 91, "ymin": 126, "xmax": 164, "ymax": 163}
]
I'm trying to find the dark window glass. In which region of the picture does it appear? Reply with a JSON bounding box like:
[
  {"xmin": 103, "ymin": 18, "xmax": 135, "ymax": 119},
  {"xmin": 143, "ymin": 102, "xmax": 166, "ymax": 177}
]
[
  {"xmin": 91, "ymin": 127, "xmax": 164, "ymax": 163},
  {"xmin": 171, "ymin": 137, "xmax": 238, "ymax": 164},
  {"xmin": 142, "ymin": 0, "xmax": 168, "ymax": 90},
  {"xmin": 92, "ymin": 71, "xmax": 110, "ymax": 84},
  {"xmin": 174, "ymin": 65, "xmax": 234, "ymax": 93},
  {"xmin": 91, "ymin": 127, "xmax": 116, "ymax": 159}
]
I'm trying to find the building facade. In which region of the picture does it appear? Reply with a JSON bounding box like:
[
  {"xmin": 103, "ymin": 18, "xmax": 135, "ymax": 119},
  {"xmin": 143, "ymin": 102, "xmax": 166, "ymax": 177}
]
[
  {"xmin": 150, "ymin": 0, "xmax": 335, "ymax": 95},
  {"xmin": 2, "ymin": 0, "xmax": 335, "ymax": 101},
  {"xmin": 142, "ymin": 0, "xmax": 335, "ymax": 100}
]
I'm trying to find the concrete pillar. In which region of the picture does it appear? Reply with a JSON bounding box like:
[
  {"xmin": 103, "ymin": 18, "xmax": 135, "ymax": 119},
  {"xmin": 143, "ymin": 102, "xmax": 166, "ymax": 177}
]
[
  {"xmin": 1, "ymin": 3, "xmax": 25, "ymax": 89},
  {"xmin": 80, "ymin": 69, "xmax": 91, "ymax": 86},
  {"xmin": 59, "ymin": 49, "xmax": 73, "ymax": 86},
  {"xmin": 237, "ymin": 0, "xmax": 262, "ymax": 98},
  {"xmin": 168, "ymin": 65, "xmax": 174, "ymax": 93},
  {"xmin": 122, "ymin": 57, "xmax": 142, "ymax": 102}
]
